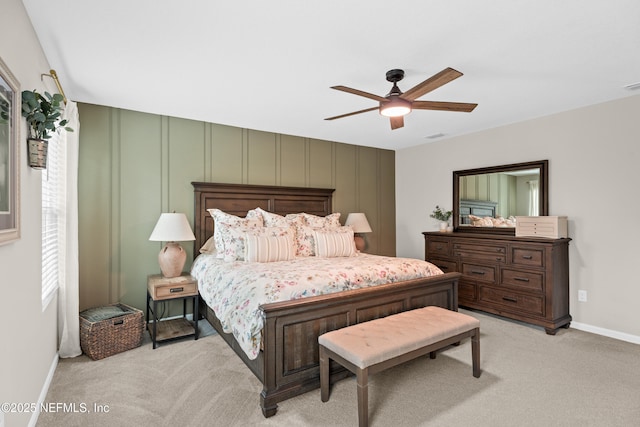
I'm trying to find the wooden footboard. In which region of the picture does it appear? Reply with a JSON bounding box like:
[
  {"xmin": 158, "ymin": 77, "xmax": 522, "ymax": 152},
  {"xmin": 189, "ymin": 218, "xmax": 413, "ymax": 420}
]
[{"xmin": 202, "ymin": 271, "xmax": 460, "ymax": 417}]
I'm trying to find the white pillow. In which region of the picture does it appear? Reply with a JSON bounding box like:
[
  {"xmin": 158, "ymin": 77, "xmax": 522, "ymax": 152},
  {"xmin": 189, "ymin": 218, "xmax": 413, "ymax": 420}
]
[
  {"xmin": 207, "ymin": 208, "xmax": 263, "ymax": 260},
  {"xmin": 199, "ymin": 236, "xmax": 217, "ymax": 255},
  {"xmin": 313, "ymin": 228, "xmax": 356, "ymax": 258},
  {"xmin": 301, "ymin": 212, "xmax": 341, "ymax": 228},
  {"xmin": 220, "ymin": 226, "xmax": 295, "ymax": 262},
  {"xmin": 245, "ymin": 234, "xmax": 296, "ymax": 263}
]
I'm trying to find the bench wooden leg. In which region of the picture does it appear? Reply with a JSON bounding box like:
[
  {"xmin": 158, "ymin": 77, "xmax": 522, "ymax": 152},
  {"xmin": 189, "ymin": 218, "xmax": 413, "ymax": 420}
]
[
  {"xmin": 320, "ymin": 346, "xmax": 330, "ymax": 402},
  {"xmin": 356, "ymin": 367, "xmax": 369, "ymax": 427},
  {"xmin": 471, "ymin": 327, "xmax": 481, "ymax": 378}
]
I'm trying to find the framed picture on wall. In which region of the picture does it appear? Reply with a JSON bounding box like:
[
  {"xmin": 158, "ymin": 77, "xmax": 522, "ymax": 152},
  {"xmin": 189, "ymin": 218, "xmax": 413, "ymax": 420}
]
[{"xmin": 0, "ymin": 56, "xmax": 20, "ymax": 245}]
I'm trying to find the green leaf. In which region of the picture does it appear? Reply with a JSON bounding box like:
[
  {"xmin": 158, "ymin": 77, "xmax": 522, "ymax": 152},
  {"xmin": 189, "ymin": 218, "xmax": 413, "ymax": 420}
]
[{"xmin": 21, "ymin": 91, "xmax": 35, "ymax": 102}]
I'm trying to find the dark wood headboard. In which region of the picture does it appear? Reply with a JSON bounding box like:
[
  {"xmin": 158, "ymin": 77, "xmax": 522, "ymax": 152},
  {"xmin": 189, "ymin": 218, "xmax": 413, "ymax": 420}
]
[{"xmin": 192, "ymin": 182, "xmax": 335, "ymax": 254}]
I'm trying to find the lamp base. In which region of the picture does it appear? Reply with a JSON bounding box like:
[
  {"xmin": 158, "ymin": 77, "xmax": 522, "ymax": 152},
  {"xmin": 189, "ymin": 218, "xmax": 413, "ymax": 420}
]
[
  {"xmin": 354, "ymin": 235, "xmax": 365, "ymax": 252},
  {"xmin": 158, "ymin": 242, "xmax": 187, "ymax": 278}
]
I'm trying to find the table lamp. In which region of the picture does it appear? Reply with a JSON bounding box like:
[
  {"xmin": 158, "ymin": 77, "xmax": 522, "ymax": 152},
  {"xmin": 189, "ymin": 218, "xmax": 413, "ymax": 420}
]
[
  {"xmin": 149, "ymin": 212, "xmax": 196, "ymax": 278},
  {"xmin": 345, "ymin": 213, "xmax": 372, "ymax": 251}
]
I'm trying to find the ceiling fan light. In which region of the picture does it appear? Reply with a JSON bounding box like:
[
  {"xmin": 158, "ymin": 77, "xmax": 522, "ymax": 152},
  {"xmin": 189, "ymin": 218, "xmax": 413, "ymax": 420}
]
[{"xmin": 380, "ymin": 97, "xmax": 411, "ymax": 117}]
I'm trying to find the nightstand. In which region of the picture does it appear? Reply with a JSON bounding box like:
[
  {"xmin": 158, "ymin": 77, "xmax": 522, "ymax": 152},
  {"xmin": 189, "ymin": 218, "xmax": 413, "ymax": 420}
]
[{"xmin": 146, "ymin": 273, "xmax": 199, "ymax": 349}]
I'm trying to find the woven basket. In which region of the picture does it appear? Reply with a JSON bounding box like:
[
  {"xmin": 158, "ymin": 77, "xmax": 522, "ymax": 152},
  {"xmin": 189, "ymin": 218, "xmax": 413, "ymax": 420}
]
[{"xmin": 79, "ymin": 303, "xmax": 145, "ymax": 360}]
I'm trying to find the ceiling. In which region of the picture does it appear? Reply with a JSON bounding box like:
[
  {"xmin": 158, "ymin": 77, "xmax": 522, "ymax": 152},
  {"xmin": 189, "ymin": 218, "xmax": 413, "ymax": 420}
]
[{"xmin": 21, "ymin": 0, "xmax": 640, "ymax": 150}]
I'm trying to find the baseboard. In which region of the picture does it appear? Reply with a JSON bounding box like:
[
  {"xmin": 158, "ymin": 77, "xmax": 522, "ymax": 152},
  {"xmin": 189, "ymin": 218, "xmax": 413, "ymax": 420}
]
[
  {"xmin": 571, "ymin": 322, "xmax": 640, "ymax": 345},
  {"xmin": 28, "ymin": 352, "xmax": 59, "ymax": 427}
]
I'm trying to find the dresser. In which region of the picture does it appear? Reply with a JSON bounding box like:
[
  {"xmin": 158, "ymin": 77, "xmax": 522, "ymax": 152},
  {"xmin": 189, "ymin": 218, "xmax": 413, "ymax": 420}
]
[{"xmin": 423, "ymin": 231, "xmax": 571, "ymax": 334}]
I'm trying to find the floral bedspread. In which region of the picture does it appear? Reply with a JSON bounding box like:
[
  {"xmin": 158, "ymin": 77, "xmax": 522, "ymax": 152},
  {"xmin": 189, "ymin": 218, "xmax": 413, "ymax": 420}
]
[{"xmin": 191, "ymin": 253, "xmax": 443, "ymax": 359}]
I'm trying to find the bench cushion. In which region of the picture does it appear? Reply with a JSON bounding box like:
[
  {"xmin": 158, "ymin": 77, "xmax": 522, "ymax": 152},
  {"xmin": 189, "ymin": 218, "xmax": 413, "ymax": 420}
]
[{"xmin": 318, "ymin": 306, "xmax": 479, "ymax": 369}]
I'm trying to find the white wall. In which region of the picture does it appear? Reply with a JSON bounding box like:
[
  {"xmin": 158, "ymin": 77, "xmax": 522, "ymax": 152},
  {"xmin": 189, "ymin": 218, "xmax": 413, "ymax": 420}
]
[
  {"xmin": 396, "ymin": 94, "xmax": 640, "ymax": 340},
  {"xmin": 0, "ymin": 1, "xmax": 59, "ymax": 426}
]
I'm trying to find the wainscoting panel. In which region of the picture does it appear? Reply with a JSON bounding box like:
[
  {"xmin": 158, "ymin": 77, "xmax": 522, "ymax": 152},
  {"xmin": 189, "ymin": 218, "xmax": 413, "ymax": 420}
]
[
  {"xmin": 77, "ymin": 103, "xmax": 395, "ymax": 313},
  {"xmin": 279, "ymin": 134, "xmax": 306, "ymax": 187}
]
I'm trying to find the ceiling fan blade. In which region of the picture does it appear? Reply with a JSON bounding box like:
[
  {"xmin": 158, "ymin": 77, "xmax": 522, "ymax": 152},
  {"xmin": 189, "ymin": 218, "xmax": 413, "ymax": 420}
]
[
  {"xmin": 331, "ymin": 85, "xmax": 388, "ymax": 102},
  {"xmin": 412, "ymin": 100, "xmax": 478, "ymax": 112},
  {"xmin": 400, "ymin": 67, "xmax": 463, "ymax": 101},
  {"xmin": 325, "ymin": 106, "xmax": 379, "ymax": 121},
  {"xmin": 390, "ymin": 116, "xmax": 404, "ymax": 130}
]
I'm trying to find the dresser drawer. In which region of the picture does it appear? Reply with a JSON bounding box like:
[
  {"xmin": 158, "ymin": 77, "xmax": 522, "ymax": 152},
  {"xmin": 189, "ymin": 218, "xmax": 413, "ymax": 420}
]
[
  {"xmin": 501, "ymin": 268, "xmax": 544, "ymax": 292},
  {"xmin": 458, "ymin": 279, "xmax": 478, "ymax": 303},
  {"xmin": 454, "ymin": 242, "xmax": 506, "ymax": 263},
  {"xmin": 454, "ymin": 243, "xmax": 506, "ymax": 255},
  {"xmin": 430, "ymin": 259, "xmax": 457, "ymax": 273},
  {"xmin": 427, "ymin": 239, "xmax": 451, "ymax": 257},
  {"xmin": 511, "ymin": 247, "xmax": 544, "ymax": 268},
  {"xmin": 479, "ymin": 286, "xmax": 544, "ymax": 316},
  {"xmin": 462, "ymin": 263, "xmax": 497, "ymax": 283}
]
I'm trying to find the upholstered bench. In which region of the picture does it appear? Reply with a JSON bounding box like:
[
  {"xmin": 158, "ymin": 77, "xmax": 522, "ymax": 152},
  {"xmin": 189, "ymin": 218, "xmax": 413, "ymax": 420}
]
[{"xmin": 319, "ymin": 306, "xmax": 480, "ymax": 427}]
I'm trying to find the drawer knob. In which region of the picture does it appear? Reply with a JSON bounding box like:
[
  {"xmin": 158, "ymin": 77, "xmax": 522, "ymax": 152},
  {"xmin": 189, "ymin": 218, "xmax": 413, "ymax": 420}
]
[
  {"xmin": 502, "ymin": 296, "xmax": 517, "ymax": 303},
  {"xmin": 514, "ymin": 277, "xmax": 530, "ymax": 282},
  {"xmin": 170, "ymin": 287, "xmax": 184, "ymax": 293},
  {"xmin": 522, "ymin": 255, "xmax": 533, "ymax": 260},
  {"xmin": 470, "ymin": 270, "xmax": 486, "ymax": 275}
]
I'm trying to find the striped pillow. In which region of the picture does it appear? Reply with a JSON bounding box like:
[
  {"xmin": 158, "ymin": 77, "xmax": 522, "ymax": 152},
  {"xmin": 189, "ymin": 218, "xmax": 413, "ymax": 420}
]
[
  {"xmin": 244, "ymin": 234, "xmax": 296, "ymax": 263},
  {"xmin": 313, "ymin": 229, "xmax": 356, "ymax": 258}
]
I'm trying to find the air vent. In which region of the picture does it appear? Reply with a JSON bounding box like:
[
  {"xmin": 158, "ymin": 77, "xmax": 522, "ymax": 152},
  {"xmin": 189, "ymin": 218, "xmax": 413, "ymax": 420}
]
[
  {"xmin": 426, "ymin": 133, "xmax": 446, "ymax": 139},
  {"xmin": 624, "ymin": 82, "xmax": 640, "ymax": 91}
]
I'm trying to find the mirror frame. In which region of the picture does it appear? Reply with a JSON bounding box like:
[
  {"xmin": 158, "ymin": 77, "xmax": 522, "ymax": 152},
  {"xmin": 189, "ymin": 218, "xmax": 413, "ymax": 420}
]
[{"xmin": 453, "ymin": 160, "xmax": 548, "ymax": 235}]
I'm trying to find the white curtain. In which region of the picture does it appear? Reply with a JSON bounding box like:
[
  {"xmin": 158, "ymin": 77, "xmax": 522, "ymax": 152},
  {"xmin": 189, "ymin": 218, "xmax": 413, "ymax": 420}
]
[
  {"xmin": 58, "ymin": 101, "xmax": 81, "ymax": 358},
  {"xmin": 528, "ymin": 180, "xmax": 539, "ymax": 216}
]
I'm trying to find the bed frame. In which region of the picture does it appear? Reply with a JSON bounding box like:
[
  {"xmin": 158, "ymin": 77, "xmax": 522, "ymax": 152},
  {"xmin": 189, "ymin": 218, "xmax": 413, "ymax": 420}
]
[{"xmin": 192, "ymin": 182, "xmax": 461, "ymax": 417}]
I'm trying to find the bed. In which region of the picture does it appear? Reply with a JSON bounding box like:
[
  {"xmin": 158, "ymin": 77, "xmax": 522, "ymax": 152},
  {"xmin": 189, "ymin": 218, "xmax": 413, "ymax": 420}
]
[{"xmin": 191, "ymin": 182, "xmax": 462, "ymax": 417}]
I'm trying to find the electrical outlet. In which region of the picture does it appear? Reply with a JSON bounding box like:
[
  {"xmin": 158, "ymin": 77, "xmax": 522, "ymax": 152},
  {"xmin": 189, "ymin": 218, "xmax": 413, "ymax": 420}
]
[{"xmin": 578, "ymin": 290, "xmax": 588, "ymax": 302}]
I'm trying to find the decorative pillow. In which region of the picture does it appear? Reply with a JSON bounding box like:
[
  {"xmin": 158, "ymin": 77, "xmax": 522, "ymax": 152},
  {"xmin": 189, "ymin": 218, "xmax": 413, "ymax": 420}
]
[
  {"xmin": 245, "ymin": 208, "xmax": 263, "ymax": 222},
  {"xmin": 251, "ymin": 208, "xmax": 310, "ymax": 255},
  {"xmin": 251, "ymin": 207, "xmax": 301, "ymax": 227},
  {"xmin": 207, "ymin": 208, "xmax": 263, "ymax": 259},
  {"xmin": 295, "ymin": 224, "xmax": 320, "ymax": 257},
  {"xmin": 221, "ymin": 226, "xmax": 295, "ymax": 262},
  {"xmin": 244, "ymin": 234, "xmax": 296, "ymax": 263},
  {"xmin": 314, "ymin": 228, "xmax": 356, "ymax": 258},
  {"xmin": 199, "ymin": 236, "xmax": 217, "ymax": 255},
  {"xmin": 301, "ymin": 212, "xmax": 341, "ymax": 228}
]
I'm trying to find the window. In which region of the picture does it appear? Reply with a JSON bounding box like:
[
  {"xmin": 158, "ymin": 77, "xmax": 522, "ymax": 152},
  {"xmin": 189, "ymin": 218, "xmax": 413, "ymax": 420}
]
[{"xmin": 42, "ymin": 131, "xmax": 66, "ymax": 309}]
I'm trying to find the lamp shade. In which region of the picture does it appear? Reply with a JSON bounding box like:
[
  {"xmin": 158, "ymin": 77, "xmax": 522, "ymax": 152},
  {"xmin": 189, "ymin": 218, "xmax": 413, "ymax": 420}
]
[
  {"xmin": 149, "ymin": 213, "xmax": 196, "ymax": 242},
  {"xmin": 345, "ymin": 213, "xmax": 372, "ymax": 233},
  {"xmin": 149, "ymin": 213, "xmax": 195, "ymax": 278}
]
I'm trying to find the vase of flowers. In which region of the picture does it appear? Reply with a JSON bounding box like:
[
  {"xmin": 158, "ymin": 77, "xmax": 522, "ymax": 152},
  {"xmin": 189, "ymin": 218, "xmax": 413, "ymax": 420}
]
[{"xmin": 430, "ymin": 205, "xmax": 452, "ymax": 232}]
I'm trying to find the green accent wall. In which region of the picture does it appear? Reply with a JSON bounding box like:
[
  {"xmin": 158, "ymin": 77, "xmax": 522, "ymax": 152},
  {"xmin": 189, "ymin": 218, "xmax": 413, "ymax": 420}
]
[{"xmin": 77, "ymin": 103, "xmax": 396, "ymax": 313}]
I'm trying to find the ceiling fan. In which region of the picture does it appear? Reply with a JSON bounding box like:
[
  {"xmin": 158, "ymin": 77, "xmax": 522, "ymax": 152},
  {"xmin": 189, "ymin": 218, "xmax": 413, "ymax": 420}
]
[{"xmin": 325, "ymin": 67, "xmax": 477, "ymax": 130}]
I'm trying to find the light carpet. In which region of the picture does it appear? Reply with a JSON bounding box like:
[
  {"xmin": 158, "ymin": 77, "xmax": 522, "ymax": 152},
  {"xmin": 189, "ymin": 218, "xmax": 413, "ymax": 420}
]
[{"xmin": 36, "ymin": 309, "xmax": 640, "ymax": 426}]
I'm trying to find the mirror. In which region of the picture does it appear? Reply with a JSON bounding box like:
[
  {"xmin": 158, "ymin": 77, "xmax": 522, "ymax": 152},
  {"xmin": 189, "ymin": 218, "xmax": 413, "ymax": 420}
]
[{"xmin": 453, "ymin": 160, "xmax": 548, "ymax": 234}]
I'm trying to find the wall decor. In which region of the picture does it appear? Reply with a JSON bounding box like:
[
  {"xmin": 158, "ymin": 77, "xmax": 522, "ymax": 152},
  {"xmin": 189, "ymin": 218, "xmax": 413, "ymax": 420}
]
[{"xmin": 0, "ymin": 57, "xmax": 20, "ymax": 245}]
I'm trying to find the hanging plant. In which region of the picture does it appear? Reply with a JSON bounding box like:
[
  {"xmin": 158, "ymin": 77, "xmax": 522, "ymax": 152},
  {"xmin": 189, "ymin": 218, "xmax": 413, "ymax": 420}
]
[
  {"xmin": 21, "ymin": 90, "xmax": 73, "ymax": 140},
  {"xmin": 21, "ymin": 90, "xmax": 73, "ymax": 169}
]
